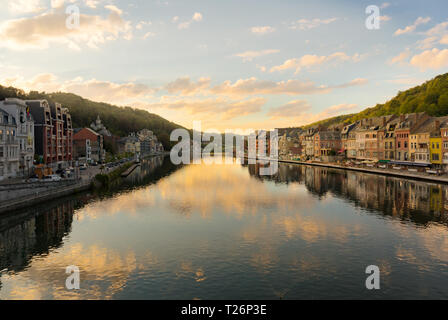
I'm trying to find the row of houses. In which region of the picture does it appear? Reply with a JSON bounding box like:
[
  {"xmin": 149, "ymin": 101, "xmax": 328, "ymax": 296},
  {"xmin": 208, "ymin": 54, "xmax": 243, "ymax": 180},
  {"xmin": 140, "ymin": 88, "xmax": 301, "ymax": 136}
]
[
  {"xmin": 0, "ymin": 98, "xmax": 73, "ymax": 180},
  {"xmin": 278, "ymin": 112, "xmax": 448, "ymax": 169},
  {"xmin": 0, "ymin": 98, "xmax": 164, "ymax": 181}
]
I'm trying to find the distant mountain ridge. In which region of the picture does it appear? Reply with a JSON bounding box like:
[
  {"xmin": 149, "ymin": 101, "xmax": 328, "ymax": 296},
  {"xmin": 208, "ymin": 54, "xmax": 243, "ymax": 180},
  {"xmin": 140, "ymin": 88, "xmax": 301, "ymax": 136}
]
[
  {"xmin": 279, "ymin": 73, "xmax": 448, "ymax": 136},
  {"xmin": 0, "ymin": 85, "xmax": 185, "ymax": 150}
]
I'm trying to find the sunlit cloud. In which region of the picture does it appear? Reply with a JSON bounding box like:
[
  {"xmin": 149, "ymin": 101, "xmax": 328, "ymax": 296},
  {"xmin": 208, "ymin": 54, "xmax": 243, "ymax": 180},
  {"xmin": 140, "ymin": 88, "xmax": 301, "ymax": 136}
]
[
  {"xmin": 410, "ymin": 48, "xmax": 448, "ymax": 70},
  {"xmin": 289, "ymin": 17, "xmax": 338, "ymax": 30},
  {"xmin": 165, "ymin": 77, "xmax": 211, "ymax": 95},
  {"xmin": 417, "ymin": 21, "xmax": 448, "ymax": 49},
  {"xmin": 270, "ymin": 52, "xmax": 363, "ymax": 74},
  {"xmin": 394, "ymin": 16, "xmax": 431, "ymax": 36},
  {"xmin": 251, "ymin": 26, "xmax": 275, "ymax": 35},
  {"xmin": 177, "ymin": 12, "xmax": 203, "ymax": 29},
  {"xmin": 0, "ymin": 5, "xmax": 132, "ymax": 50},
  {"xmin": 234, "ymin": 49, "xmax": 280, "ymax": 62},
  {"xmin": 8, "ymin": 0, "xmax": 45, "ymax": 14},
  {"xmin": 1, "ymin": 73, "xmax": 157, "ymax": 103},
  {"xmin": 210, "ymin": 77, "xmax": 367, "ymax": 97}
]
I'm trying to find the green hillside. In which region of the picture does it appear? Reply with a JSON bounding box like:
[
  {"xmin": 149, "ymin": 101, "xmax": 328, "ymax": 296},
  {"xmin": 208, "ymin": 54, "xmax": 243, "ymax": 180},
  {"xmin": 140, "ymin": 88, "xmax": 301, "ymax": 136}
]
[
  {"xmin": 0, "ymin": 86, "xmax": 185, "ymax": 150},
  {"xmin": 348, "ymin": 73, "xmax": 448, "ymax": 121},
  {"xmin": 281, "ymin": 72, "xmax": 448, "ymax": 136}
]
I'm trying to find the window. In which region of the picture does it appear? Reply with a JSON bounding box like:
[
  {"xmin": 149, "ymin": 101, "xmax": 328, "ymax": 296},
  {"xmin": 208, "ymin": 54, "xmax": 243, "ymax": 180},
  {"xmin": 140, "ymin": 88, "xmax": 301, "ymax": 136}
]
[{"xmin": 0, "ymin": 146, "xmax": 3, "ymax": 158}]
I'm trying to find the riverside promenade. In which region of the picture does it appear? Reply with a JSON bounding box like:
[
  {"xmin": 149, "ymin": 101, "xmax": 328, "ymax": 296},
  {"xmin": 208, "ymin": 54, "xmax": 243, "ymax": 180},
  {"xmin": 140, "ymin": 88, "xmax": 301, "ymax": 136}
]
[
  {"xmin": 0, "ymin": 179, "xmax": 91, "ymax": 214},
  {"xmin": 278, "ymin": 159, "xmax": 448, "ymax": 184}
]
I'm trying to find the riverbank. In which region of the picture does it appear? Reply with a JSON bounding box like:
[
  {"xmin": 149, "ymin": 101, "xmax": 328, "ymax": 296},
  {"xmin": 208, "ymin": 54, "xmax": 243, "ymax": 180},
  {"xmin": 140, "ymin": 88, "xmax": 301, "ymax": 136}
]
[
  {"xmin": 0, "ymin": 180, "xmax": 91, "ymax": 214},
  {"xmin": 278, "ymin": 159, "xmax": 448, "ymax": 184}
]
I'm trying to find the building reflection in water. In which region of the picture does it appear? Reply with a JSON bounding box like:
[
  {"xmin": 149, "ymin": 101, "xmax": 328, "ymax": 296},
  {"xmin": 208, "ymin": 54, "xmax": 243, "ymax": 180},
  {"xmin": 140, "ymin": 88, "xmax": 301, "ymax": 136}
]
[{"xmin": 247, "ymin": 162, "xmax": 448, "ymax": 226}]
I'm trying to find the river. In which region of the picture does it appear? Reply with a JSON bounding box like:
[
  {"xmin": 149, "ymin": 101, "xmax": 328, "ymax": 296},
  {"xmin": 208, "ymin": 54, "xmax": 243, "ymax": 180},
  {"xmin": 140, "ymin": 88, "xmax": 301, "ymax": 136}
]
[{"xmin": 0, "ymin": 156, "xmax": 447, "ymax": 299}]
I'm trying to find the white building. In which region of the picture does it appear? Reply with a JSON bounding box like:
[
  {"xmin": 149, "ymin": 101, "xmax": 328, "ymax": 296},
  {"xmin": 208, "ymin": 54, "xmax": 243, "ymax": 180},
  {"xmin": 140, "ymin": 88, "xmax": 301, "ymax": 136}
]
[
  {"xmin": 0, "ymin": 108, "xmax": 20, "ymax": 180},
  {"xmin": 0, "ymin": 98, "xmax": 35, "ymax": 176}
]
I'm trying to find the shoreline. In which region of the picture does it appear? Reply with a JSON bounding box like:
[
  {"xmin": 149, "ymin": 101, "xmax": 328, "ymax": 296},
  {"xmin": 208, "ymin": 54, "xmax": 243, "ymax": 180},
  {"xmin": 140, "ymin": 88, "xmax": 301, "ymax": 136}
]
[
  {"xmin": 0, "ymin": 154, "xmax": 168, "ymax": 215},
  {"xmin": 277, "ymin": 159, "xmax": 448, "ymax": 184},
  {"xmin": 0, "ymin": 180, "xmax": 91, "ymax": 215}
]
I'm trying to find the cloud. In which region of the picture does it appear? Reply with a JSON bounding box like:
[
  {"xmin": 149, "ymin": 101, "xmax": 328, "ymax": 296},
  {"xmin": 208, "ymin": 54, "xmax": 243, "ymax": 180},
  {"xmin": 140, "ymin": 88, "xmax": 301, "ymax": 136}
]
[
  {"xmin": 136, "ymin": 21, "xmax": 152, "ymax": 30},
  {"xmin": 8, "ymin": 0, "xmax": 45, "ymax": 14},
  {"xmin": 380, "ymin": 15, "xmax": 391, "ymax": 22},
  {"xmin": 394, "ymin": 17, "xmax": 431, "ymax": 36},
  {"xmin": 289, "ymin": 18, "xmax": 338, "ymax": 30},
  {"xmin": 380, "ymin": 2, "xmax": 391, "ymax": 9},
  {"xmin": 193, "ymin": 12, "xmax": 203, "ymax": 22},
  {"xmin": 143, "ymin": 32, "xmax": 156, "ymax": 39},
  {"xmin": 210, "ymin": 77, "xmax": 367, "ymax": 96},
  {"xmin": 51, "ymin": 0, "xmax": 66, "ymax": 8},
  {"xmin": 0, "ymin": 6, "xmax": 132, "ymax": 50},
  {"xmin": 177, "ymin": 12, "xmax": 203, "ymax": 29},
  {"xmin": 84, "ymin": 0, "xmax": 102, "ymax": 9},
  {"xmin": 165, "ymin": 77, "xmax": 211, "ymax": 95},
  {"xmin": 1, "ymin": 73, "xmax": 157, "ymax": 103},
  {"xmin": 234, "ymin": 49, "xmax": 280, "ymax": 62},
  {"xmin": 146, "ymin": 96, "xmax": 266, "ymax": 120},
  {"xmin": 410, "ymin": 48, "xmax": 448, "ymax": 70},
  {"xmin": 251, "ymin": 26, "xmax": 275, "ymax": 35},
  {"xmin": 270, "ymin": 52, "xmax": 362, "ymax": 74},
  {"xmin": 333, "ymin": 78, "xmax": 368, "ymax": 88},
  {"xmin": 417, "ymin": 21, "xmax": 448, "ymax": 49},
  {"xmin": 389, "ymin": 49, "xmax": 411, "ymax": 65},
  {"xmin": 267, "ymin": 100, "xmax": 311, "ymax": 119}
]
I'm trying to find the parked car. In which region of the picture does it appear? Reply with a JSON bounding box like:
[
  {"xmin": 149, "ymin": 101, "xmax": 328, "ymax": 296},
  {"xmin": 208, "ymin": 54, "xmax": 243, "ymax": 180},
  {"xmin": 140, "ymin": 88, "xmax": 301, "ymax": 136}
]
[
  {"xmin": 80, "ymin": 164, "xmax": 88, "ymax": 170},
  {"xmin": 26, "ymin": 175, "xmax": 40, "ymax": 183},
  {"xmin": 43, "ymin": 174, "xmax": 62, "ymax": 182}
]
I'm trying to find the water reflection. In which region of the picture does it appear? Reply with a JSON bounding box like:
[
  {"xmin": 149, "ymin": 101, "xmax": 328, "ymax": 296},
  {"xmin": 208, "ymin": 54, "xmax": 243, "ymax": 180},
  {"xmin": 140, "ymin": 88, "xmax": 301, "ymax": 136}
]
[
  {"xmin": 0, "ymin": 158, "xmax": 448, "ymax": 299},
  {"xmin": 249, "ymin": 163, "xmax": 448, "ymax": 227}
]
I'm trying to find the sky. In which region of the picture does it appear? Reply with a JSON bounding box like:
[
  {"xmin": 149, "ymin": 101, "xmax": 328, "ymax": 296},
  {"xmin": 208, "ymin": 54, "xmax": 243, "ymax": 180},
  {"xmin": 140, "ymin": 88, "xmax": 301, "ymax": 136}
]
[{"xmin": 0, "ymin": 0, "xmax": 448, "ymax": 132}]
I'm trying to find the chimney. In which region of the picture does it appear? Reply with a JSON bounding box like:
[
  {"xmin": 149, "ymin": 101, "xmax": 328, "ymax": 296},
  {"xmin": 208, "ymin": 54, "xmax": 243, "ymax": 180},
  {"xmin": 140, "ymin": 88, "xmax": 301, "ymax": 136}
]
[
  {"xmin": 435, "ymin": 120, "xmax": 441, "ymax": 131},
  {"xmin": 383, "ymin": 117, "xmax": 387, "ymax": 127},
  {"xmin": 400, "ymin": 114, "xmax": 405, "ymax": 122}
]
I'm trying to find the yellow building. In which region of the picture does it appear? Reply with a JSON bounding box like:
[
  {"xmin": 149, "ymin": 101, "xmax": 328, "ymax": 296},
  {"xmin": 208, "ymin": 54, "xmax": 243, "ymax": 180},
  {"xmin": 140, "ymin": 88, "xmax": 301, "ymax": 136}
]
[{"xmin": 430, "ymin": 136, "xmax": 442, "ymax": 165}]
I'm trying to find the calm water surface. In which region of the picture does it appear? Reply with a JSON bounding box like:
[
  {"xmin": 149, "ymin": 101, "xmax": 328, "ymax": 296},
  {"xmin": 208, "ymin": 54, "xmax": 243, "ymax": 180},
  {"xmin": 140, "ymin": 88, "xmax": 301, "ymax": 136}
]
[{"xmin": 1, "ymin": 156, "xmax": 448, "ymax": 299}]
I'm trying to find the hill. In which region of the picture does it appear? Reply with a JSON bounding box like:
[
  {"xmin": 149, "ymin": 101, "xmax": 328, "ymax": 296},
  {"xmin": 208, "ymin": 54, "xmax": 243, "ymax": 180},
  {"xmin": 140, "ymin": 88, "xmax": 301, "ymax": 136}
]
[
  {"xmin": 280, "ymin": 72, "xmax": 448, "ymax": 136},
  {"xmin": 0, "ymin": 85, "xmax": 185, "ymax": 150}
]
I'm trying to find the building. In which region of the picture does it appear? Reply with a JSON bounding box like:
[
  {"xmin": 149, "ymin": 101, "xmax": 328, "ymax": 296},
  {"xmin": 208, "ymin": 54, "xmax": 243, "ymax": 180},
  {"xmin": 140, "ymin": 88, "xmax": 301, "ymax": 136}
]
[
  {"xmin": 304, "ymin": 128, "xmax": 316, "ymax": 159},
  {"xmin": 73, "ymin": 128, "xmax": 105, "ymax": 163},
  {"xmin": 0, "ymin": 98, "xmax": 34, "ymax": 176},
  {"xmin": 0, "ymin": 108, "xmax": 19, "ymax": 180},
  {"xmin": 376, "ymin": 115, "xmax": 397, "ymax": 161},
  {"xmin": 341, "ymin": 123, "xmax": 356, "ymax": 158},
  {"xmin": 124, "ymin": 133, "xmax": 141, "ymax": 155},
  {"xmin": 314, "ymin": 130, "xmax": 341, "ymax": 159},
  {"xmin": 383, "ymin": 118, "xmax": 400, "ymax": 161},
  {"xmin": 90, "ymin": 115, "xmax": 111, "ymax": 137},
  {"xmin": 441, "ymin": 121, "xmax": 448, "ymax": 169},
  {"xmin": 430, "ymin": 120, "xmax": 443, "ymax": 166},
  {"xmin": 26, "ymin": 100, "xmax": 73, "ymax": 169},
  {"xmin": 347, "ymin": 122, "xmax": 360, "ymax": 159},
  {"xmin": 395, "ymin": 113, "xmax": 429, "ymax": 162},
  {"xmin": 137, "ymin": 129, "xmax": 159, "ymax": 155},
  {"xmin": 410, "ymin": 118, "xmax": 435, "ymax": 165}
]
